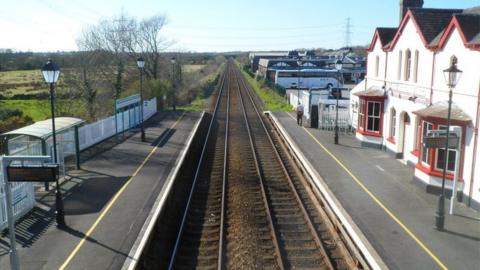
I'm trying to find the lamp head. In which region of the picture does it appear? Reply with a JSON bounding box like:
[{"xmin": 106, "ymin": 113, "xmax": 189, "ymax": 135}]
[
  {"xmin": 171, "ymin": 57, "xmax": 176, "ymax": 64},
  {"xmin": 443, "ymin": 56, "xmax": 462, "ymax": 88},
  {"xmin": 41, "ymin": 59, "xmax": 60, "ymax": 84},
  {"xmin": 137, "ymin": 57, "xmax": 145, "ymax": 69},
  {"xmin": 335, "ymin": 59, "xmax": 343, "ymax": 71}
]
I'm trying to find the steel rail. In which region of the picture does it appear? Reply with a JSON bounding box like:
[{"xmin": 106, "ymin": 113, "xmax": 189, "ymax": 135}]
[
  {"xmin": 217, "ymin": 63, "xmax": 230, "ymax": 270},
  {"xmin": 167, "ymin": 64, "xmax": 229, "ymax": 270},
  {"xmin": 232, "ymin": 69, "xmax": 285, "ymax": 270},
  {"xmin": 236, "ymin": 66, "xmax": 336, "ymax": 270}
]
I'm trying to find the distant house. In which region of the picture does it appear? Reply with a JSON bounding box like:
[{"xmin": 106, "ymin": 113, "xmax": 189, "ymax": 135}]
[
  {"xmin": 350, "ymin": 6, "xmax": 480, "ymax": 209},
  {"xmin": 248, "ymin": 52, "xmax": 289, "ymax": 72},
  {"xmin": 324, "ymin": 55, "xmax": 366, "ymax": 83}
]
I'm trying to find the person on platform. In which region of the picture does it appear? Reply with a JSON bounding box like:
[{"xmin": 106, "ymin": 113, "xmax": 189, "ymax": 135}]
[{"xmin": 296, "ymin": 102, "xmax": 304, "ymax": 126}]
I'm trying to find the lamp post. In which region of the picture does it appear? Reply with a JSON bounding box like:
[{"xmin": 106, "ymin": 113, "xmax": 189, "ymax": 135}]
[
  {"xmin": 297, "ymin": 59, "xmax": 303, "ymax": 103},
  {"xmin": 334, "ymin": 59, "xmax": 343, "ymax": 145},
  {"xmin": 435, "ymin": 57, "xmax": 462, "ymax": 230},
  {"xmin": 137, "ymin": 57, "xmax": 146, "ymax": 142},
  {"xmin": 41, "ymin": 59, "xmax": 65, "ymax": 227},
  {"xmin": 171, "ymin": 57, "xmax": 176, "ymax": 111}
]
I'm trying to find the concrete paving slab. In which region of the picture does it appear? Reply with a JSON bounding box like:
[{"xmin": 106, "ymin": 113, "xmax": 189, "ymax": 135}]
[
  {"xmin": 272, "ymin": 111, "xmax": 480, "ymax": 270},
  {"xmin": 0, "ymin": 111, "xmax": 200, "ymax": 270}
]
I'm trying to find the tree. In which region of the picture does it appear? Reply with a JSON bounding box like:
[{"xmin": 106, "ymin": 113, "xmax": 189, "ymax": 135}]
[
  {"xmin": 137, "ymin": 15, "xmax": 172, "ymax": 79},
  {"xmin": 63, "ymin": 51, "xmax": 101, "ymax": 121},
  {"xmin": 77, "ymin": 12, "xmax": 137, "ymax": 100}
]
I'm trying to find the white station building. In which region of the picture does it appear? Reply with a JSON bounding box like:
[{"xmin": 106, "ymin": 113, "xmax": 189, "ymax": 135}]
[{"xmin": 350, "ymin": 6, "xmax": 480, "ymax": 209}]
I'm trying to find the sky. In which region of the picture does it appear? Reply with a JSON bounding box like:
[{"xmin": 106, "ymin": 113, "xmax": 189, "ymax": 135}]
[{"xmin": 0, "ymin": 0, "xmax": 478, "ymax": 52}]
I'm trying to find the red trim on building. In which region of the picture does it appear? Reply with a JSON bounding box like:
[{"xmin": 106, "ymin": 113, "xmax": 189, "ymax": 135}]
[
  {"xmin": 433, "ymin": 16, "xmax": 480, "ymax": 51},
  {"xmin": 356, "ymin": 95, "xmax": 385, "ymax": 137},
  {"xmin": 387, "ymin": 137, "xmax": 396, "ymax": 144},
  {"xmin": 387, "ymin": 10, "xmax": 431, "ymax": 51},
  {"xmin": 415, "ymin": 118, "xmax": 468, "ymax": 181}
]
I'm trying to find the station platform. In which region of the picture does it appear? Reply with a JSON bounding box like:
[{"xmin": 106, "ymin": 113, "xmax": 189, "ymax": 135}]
[
  {"xmin": 0, "ymin": 111, "xmax": 201, "ymax": 270},
  {"xmin": 271, "ymin": 112, "xmax": 480, "ymax": 270}
]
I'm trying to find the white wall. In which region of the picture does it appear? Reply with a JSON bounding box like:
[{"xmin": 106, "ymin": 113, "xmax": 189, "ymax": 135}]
[{"xmin": 434, "ymin": 27, "xmax": 480, "ymax": 204}]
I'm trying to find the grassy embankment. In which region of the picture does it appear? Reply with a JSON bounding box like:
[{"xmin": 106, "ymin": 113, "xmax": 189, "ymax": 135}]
[
  {"xmin": 236, "ymin": 62, "xmax": 292, "ymax": 112},
  {"xmin": 178, "ymin": 63, "xmax": 225, "ymax": 111}
]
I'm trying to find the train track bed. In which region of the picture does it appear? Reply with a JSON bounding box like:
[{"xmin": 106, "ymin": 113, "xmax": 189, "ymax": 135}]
[{"xmin": 164, "ymin": 60, "xmax": 362, "ymax": 270}]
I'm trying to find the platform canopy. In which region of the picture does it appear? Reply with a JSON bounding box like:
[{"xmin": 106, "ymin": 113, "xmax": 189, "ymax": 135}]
[
  {"xmin": 1, "ymin": 117, "xmax": 84, "ymax": 140},
  {"xmin": 412, "ymin": 101, "xmax": 472, "ymax": 123}
]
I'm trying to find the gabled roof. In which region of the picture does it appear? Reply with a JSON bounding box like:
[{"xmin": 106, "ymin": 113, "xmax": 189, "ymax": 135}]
[
  {"xmin": 367, "ymin": 28, "xmax": 397, "ymax": 52},
  {"xmin": 432, "ymin": 9, "xmax": 480, "ymax": 50},
  {"xmin": 388, "ymin": 8, "xmax": 462, "ymax": 51}
]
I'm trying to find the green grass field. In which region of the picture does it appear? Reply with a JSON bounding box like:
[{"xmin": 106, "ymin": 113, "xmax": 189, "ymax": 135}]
[
  {"xmin": 0, "ymin": 69, "xmax": 48, "ymax": 96},
  {"xmin": 0, "ymin": 100, "xmax": 51, "ymax": 121},
  {"xmin": 183, "ymin": 64, "xmax": 206, "ymax": 73},
  {"xmin": 0, "ymin": 100, "xmax": 85, "ymax": 121}
]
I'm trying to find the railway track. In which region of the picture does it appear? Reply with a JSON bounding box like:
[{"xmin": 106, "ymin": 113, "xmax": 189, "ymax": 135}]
[{"xmin": 167, "ymin": 60, "xmax": 358, "ymax": 269}]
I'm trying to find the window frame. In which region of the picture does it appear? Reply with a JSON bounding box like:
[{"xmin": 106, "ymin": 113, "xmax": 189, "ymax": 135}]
[
  {"xmin": 389, "ymin": 108, "xmax": 396, "ymax": 139},
  {"xmin": 366, "ymin": 101, "xmax": 381, "ymax": 133},
  {"xmin": 405, "ymin": 49, "xmax": 412, "ymax": 81},
  {"xmin": 397, "ymin": 51, "xmax": 403, "ymax": 80},
  {"xmin": 420, "ymin": 121, "xmax": 433, "ymax": 166}
]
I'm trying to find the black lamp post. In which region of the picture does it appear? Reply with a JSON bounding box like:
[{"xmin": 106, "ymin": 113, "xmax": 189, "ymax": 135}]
[
  {"xmin": 171, "ymin": 57, "xmax": 176, "ymax": 111},
  {"xmin": 137, "ymin": 57, "xmax": 146, "ymax": 142},
  {"xmin": 334, "ymin": 59, "xmax": 343, "ymax": 145},
  {"xmin": 435, "ymin": 57, "xmax": 462, "ymax": 230},
  {"xmin": 41, "ymin": 59, "xmax": 65, "ymax": 228}
]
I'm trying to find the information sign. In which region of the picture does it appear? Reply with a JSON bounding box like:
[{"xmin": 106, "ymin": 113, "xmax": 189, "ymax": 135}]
[{"xmin": 7, "ymin": 164, "xmax": 58, "ymax": 182}]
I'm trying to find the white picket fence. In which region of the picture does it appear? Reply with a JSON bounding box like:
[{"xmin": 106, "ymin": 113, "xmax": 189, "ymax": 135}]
[
  {"xmin": 0, "ymin": 97, "xmax": 157, "ymax": 231},
  {"xmin": 79, "ymin": 97, "xmax": 157, "ymax": 150}
]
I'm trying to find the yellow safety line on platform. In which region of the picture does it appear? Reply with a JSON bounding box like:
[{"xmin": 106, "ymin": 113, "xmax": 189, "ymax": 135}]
[
  {"xmin": 286, "ymin": 113, "xmax": 448, "ymax": 270},
  {"xmin": 59, "ymin": 113, "xmax": 186, "ymax": 270}
]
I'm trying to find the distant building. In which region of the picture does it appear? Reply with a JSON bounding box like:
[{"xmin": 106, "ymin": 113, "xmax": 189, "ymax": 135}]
[
  {"xmin": 248, "ymin": 52, "xmax": 289, "ymax": 72},
  {"xmin": 350, "ymin": 6, "xmax": 480, "ymax": 209},
  {"xmin": 257, "ymin": 57, "xmax": 328, "ymax": 80}
]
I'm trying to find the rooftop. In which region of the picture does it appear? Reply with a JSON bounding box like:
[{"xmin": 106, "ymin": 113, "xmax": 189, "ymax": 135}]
[{"xmin": 1, "ymin": 117, "xmax": 84, "ymax": 140}]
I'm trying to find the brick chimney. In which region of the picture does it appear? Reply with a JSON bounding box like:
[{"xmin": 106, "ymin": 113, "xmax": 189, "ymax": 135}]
[{"xmin": 399, "ymin": 0, "xmax": 424, "ymax": 23}]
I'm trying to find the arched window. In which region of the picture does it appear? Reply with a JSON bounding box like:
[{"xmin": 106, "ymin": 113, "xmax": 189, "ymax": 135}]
[
  {"xmin": 413, "ymin": 50, "xmax": 419, "ymax": 83},
  {"xmin": 390, "ymin": 108, "xmax": 396, "ymax": 138},
  {"xmin": 397, "ymin": 51, "xmax": 403, "ymax": 80},
  {"xmin": 405, "ymin": 49, "xmax": 411, "ymax": 81}
]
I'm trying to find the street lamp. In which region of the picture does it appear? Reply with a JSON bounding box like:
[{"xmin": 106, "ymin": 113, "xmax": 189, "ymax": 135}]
[
  {"xmin": 171, "ymin": 57, "xmax": 176, "ymax": 111},
  {"xmin": 435, "ymin": 57, "xmax": 462, "ymax": 230},
  {"xmin": 41, "ymin": 59, "xmax": 65, "ymax": 227},
  {"xmin": 334, "ymin": 59, "xmax": 343, "ymax": 145},
  {"xmin": 297, "ymin": 59, "xmax": 303, "ymax": 103},
  {"xmin": 136, "ymin": 57, "xmax": 146, "ymax": 142}
]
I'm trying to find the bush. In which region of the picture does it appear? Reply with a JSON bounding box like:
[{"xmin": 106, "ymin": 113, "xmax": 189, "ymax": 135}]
[{"xmin": 0, "ymin": 108, "xmax": 23, "ymax": 121}]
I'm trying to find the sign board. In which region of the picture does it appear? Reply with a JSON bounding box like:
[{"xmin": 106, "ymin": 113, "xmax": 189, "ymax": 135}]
[
  {"xmin": 115, "ymin": 94, "xmax": 141, "ymax": 110},
  {"xmin": 423, "ymin": 136, "xmax": 459, "ymax": 149},
  {"xmin": 6, "ymin": 164, "xmax": 58, "ymax": 182}
]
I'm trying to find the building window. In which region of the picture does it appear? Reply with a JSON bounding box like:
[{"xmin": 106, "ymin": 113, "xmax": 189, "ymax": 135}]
[
  {"xmin": 421, "ymin": 121, "xmax": 433, "ymax": 164},
  {"xmin": 435, "ymin": 125, "xmax": 458, "ymax": 172},
  {"xmin": 358, "ymin": 99, "xmax": 365, "ymax": 129},
  {"xmin": 413, "ymin": 50, "xmax": 419, "ymax": 83},
  {"xmin": 390, "ymin": 108, "xmax": 396, "ymax": 138},
  {"xmin": 367, "ymin": 101, "xmax": 381, "ymax": 132},
  {"xmin": 375, "ymin": 56, "xmax": 380, "ymax": 77},
  {"xmin": 405, "ymin": 49, "xmax": 411, "ymax": 81},
  {"xmin": 397, "ymin": 51, "xmax": 402, "ymax": 80}
]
